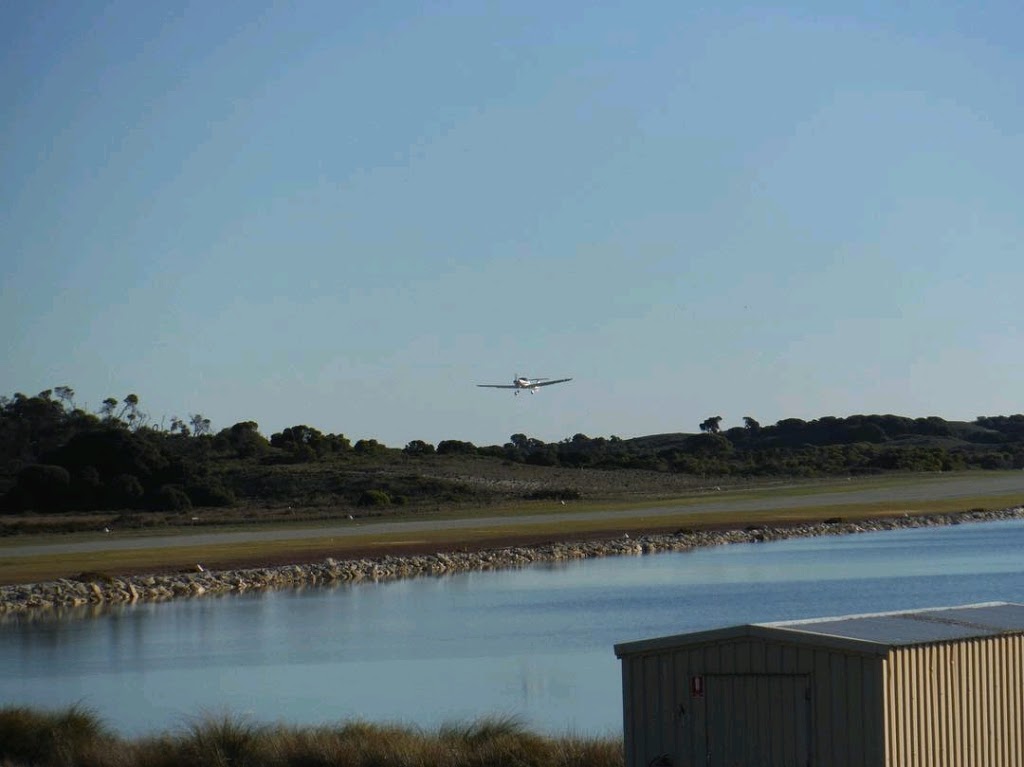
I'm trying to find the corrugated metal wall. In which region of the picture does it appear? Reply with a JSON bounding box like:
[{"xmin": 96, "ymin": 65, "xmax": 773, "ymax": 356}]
[
  {"xmin": 620, "ymin": 637, "xmax": 886, "ymax": 767},
  {"xmin": 884, "ymin": 635, "xmax": 1024, "ymax": 767},
  {"xmin": 704, "ymin": 673, "xmax": 810, "ymax": 765}
]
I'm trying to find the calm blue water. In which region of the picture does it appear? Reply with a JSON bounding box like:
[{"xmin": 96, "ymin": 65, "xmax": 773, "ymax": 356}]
[{"xmin": 2, "ymin": 519, "xmax": 1024, "ymax": 736}]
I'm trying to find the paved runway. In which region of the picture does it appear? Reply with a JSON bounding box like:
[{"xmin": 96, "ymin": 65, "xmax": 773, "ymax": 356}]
[{"xmin": 3, "ymin": 472, "xmax": 1024, "ymax": 560}]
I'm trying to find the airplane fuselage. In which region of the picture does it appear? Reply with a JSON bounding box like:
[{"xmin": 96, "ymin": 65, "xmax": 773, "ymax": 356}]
[{"xmin": 476, "ymin": 375, "xmax": 573, "ymax": 394}]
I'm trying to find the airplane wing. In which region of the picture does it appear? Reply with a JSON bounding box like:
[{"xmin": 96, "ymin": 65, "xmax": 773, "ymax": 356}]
[
  {"xmin": 532, "ymin": 378, "xmax": 572, "ymax": 387},
  {"xmin": 477, "ymin": 384, "xmax": 518, "ymax": 389}
]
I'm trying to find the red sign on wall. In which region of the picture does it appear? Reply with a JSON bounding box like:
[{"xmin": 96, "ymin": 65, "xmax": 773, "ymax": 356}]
[{"xmin": 691, "ymin": 675, "xmax": 704, "ymax": 698}]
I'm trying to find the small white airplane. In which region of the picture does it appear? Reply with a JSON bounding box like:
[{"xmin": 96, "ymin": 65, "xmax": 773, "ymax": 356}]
[{"xmin": 477, "ymin": 375, "xmax": 573, "ymax": 395}]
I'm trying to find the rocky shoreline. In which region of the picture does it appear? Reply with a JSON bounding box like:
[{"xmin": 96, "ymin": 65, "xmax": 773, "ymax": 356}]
[{"xmin": 3, "ymin": 506, "xmax": 1023, "ymax": 615}]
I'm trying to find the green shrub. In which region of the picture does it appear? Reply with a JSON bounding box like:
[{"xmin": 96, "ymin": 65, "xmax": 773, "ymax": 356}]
[
  {"xmin": 436, "ymin": 440, "xmax": 477, "ymax": 455},
  {"xmin": 525, "ymin": 488, "xmax": 582, "ymax": 501},
  {"xmin": 11, "ymin": 463, "xmax": 71, "ymax": 511},
  {"xmin": 107, "ymin": 473, "xmax": 145, "ymax": 508},
  {"xmin": 357, "ymin": 489, "xmax": 391, "ymax": 507},
  {"xmin": 403, "ymin": 440, "xmax": 436, "ymax": 455},
  {"xmin": 71, "ymin": 465, "xmax": 103, "ymax": 510},
  {"xmin": 148, "ymin": 484, "xmax": 193, "ymax": 512},
  {"xmin": 185, "ymin": 479, "xmax": 236, "ymax": 507}
]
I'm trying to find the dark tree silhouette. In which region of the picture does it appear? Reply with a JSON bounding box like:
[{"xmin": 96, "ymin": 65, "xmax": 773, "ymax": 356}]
[
  {"xmin": 403, "ymin": 440, "xmax": 435, "ymax": 455},
  {"xmin": 189, "ymin": 414, "xmax": 212, "ymax": 437},
  {"xmin": 54, "ymin": 386, "xmax": 75, "ymax": 409},
  {"xmin": 699, "ymin": 416, "xmax": 723, "ymax": 434},
  {"xmin": 100, "ymin": 398, "xmax": 118, "ymax": 420}
]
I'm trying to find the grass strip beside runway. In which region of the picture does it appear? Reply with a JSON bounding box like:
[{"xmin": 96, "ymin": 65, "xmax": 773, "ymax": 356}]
[{"xmin": 2, "ymin": 487, "xmax": 1021, "ymax": 585}]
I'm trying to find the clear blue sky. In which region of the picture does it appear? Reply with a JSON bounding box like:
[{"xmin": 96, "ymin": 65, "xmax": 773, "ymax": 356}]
[{"xmin": 3, "ymin": 1, "xmax": 1021, "ymax": 447}]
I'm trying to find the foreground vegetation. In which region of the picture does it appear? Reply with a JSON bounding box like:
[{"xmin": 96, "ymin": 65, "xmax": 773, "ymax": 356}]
[
  {"xmin": 3, "ymin": 386, "xmax": 1024, "ymax": 524},
  {"xmin": 0, "ymin": 706, "xmax": 621, "ymax": 767}
]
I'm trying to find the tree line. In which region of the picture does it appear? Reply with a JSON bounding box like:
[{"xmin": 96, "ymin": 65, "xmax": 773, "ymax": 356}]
[
  {"xmin": 0, "ymin": 389, "xmax": 357, "ymax": 514},
  {"xmin": 492, "ymin": 414, "xmax": 1024, "ymax": 475},
  {"xmin": 2, "ymin": 387, "xmax": 1023, "ymax": 515}
]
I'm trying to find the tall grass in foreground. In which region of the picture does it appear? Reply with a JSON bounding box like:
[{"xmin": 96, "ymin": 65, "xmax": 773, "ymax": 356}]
[{"xmin": 0, "ymin": 707, "xmax": 623, "ymax": 767}]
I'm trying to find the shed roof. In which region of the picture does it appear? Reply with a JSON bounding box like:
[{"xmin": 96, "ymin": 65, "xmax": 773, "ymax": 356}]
[{"xmin": 614, "ymin": 602, "xmax": 1024, "ymax": 658}]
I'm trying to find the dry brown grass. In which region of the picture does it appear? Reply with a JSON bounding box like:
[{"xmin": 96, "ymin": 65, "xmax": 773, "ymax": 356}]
[{"xmin": 0, "ymin": 707, "xmax": 623, "ymax": 767}]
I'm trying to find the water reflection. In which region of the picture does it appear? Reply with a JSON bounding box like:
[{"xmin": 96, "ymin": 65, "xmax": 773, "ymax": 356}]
[{"xmin": 2, "ymin": 520, "xmax": 1024, "ymax": 735}]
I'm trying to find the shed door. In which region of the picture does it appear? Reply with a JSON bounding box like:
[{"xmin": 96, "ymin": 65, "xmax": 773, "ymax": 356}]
[{"xmin": 704, "ymin": 674, "xmax": 811, "ymax": 767}]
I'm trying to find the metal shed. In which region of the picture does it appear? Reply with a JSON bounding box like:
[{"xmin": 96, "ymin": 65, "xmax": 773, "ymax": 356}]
[{"xmin": 614, "ymin": 601, "xmax": 1024, "ymax": 767}]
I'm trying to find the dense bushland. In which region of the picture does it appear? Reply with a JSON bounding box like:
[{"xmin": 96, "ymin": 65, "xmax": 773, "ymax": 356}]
[
  {"xmin": 2, "ymin": 387, "xmax": 1023, "ymax": 516},
  {"xmin": 0, "ymin": 706, "xmax": 622, "ymax": 767}
]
